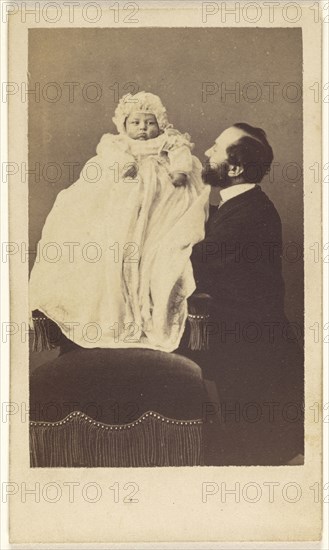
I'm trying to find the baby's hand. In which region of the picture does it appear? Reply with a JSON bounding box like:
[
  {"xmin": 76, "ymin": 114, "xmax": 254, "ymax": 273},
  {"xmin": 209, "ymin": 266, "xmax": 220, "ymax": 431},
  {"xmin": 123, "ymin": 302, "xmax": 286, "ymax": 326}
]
[
  {"xmin": 123, "ymin": 163, "xmax": 138, "ymax": 179},
  {"xmin": 171, "ymin": 172, "xmax": 188, "ymax": 187}
]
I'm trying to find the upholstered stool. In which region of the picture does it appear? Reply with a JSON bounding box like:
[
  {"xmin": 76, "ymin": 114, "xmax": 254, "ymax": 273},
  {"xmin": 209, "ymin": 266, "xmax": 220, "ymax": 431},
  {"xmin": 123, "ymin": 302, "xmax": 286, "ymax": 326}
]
[{"xmin": 30, "ymin": 348, "xmax": 217, "ymax": 467}]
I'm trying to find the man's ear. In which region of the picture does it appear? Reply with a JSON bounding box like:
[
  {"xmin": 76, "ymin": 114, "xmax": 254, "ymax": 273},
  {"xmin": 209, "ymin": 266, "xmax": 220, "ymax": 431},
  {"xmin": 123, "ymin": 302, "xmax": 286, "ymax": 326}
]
[{"xmin": 227, "ymin": 164, "xmax": 244, "ymax": 178}]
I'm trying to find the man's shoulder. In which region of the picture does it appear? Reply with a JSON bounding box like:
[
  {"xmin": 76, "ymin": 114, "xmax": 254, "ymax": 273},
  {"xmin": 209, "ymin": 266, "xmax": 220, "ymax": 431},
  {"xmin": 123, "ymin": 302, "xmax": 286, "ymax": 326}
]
[
  {"xmin": 206, "ymin": 186, "xmax": 282, "ymax": 239},
  {"xmin": 221, "ymin": 186, "xmax": 280, "ymax": 218}
]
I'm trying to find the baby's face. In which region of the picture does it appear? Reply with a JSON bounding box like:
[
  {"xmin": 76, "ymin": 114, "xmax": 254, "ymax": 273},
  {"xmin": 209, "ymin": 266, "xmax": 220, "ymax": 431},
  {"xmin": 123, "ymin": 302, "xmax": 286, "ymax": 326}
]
[{"xmin": 125, "ymin": 112, "xmax": 160, "ymax": 140}]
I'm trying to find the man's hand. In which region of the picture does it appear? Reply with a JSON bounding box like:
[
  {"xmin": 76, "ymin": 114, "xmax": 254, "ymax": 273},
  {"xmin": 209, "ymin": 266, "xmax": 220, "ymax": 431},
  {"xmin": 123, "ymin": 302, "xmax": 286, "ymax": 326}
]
[
  {"xmin": 123, "ymin": 163, "xmax": 138, "ymax": 179},
  {"xmin": 171, "ymin": 172, "xmax": 188, "ymax": 187}
]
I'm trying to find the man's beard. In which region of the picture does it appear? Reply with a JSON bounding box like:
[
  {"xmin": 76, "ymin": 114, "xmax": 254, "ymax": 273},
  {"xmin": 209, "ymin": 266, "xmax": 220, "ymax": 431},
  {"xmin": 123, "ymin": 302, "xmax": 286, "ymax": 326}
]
[{"xmin": 201, "ymin": 161, "xmax": 231, "ymax": 188}]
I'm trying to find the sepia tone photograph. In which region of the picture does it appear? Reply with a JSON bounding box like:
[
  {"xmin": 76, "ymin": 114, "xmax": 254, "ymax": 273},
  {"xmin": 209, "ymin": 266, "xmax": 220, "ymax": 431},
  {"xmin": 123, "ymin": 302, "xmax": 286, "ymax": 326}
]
[
  {"xmin": 27, "ymin": 26, "xmax": 304, "ymax": 468},
  {"xmin": 6, "ymin": 2, "xmax": 324, "ymax": 545}
]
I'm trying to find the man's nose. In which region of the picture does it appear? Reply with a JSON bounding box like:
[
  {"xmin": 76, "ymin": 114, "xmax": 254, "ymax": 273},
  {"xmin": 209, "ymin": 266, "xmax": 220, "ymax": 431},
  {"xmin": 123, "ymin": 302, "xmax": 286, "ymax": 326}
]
[{"xmin": 205, "ymin": 147, "xmax": 212, "ymax": 158}]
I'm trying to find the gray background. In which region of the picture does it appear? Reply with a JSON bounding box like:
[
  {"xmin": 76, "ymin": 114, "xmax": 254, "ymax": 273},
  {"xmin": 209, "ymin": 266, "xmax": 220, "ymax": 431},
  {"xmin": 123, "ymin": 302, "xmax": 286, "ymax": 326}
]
[{"xmin": 29, "ymin": 28, "xmax": 303, "ymax": 366}]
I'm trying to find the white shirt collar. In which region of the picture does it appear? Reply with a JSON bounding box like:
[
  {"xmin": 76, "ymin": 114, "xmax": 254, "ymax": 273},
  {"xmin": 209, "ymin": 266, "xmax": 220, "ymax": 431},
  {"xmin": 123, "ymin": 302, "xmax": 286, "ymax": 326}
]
[{"xmin": 219, "ymin": 183, "xmax": 256, "ymax": 206}]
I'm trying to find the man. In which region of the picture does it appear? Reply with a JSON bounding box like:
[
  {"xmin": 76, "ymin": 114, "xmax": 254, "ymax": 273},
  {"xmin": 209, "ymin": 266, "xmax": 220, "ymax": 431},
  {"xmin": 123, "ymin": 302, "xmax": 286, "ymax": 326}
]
[{"xmin": 177, "ymin": 123, "xmax": 304, "ymax": 466}]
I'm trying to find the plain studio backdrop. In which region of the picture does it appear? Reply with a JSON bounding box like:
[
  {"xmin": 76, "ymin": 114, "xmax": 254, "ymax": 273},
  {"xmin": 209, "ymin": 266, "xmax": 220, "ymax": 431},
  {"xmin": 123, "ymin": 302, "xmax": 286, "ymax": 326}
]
[{"xmin": 28, "ymin": 27, "xmax": 303, "ymax": 367}]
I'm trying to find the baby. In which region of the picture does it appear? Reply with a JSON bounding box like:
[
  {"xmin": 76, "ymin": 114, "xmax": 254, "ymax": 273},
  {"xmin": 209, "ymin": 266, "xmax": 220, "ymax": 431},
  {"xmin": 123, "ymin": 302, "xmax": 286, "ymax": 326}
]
[
  {"xmin": 122, "ymin": 110, "xmax": 187, "ymax": 186},
  {"xmin": 29, "ymin": 92, "xmax": 210, "ymax": 352}
]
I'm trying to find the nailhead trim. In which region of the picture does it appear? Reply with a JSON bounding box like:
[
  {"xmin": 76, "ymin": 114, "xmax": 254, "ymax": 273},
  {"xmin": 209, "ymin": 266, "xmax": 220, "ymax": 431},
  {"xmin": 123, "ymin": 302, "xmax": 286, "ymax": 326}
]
[
  {"xmin": 188, "ymin": 313, "xmax": 210, "ymax": 320},
  {"xmin": 30, "ymin": 410, "xmax": 203, "ymax": 428}
]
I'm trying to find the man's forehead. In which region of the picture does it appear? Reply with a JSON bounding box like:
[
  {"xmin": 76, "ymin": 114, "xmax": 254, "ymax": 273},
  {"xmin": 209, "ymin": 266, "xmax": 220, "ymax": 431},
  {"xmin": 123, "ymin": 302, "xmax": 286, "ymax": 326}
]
[{"xmin": 215, "ymin": 127, "xmax": 252, "ymax": 145}]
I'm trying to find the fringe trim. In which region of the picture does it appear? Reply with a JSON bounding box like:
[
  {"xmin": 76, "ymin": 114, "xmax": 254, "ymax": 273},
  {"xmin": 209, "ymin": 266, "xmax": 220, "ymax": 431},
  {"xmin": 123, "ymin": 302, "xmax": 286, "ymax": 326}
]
[
  {"xmin": 32, "ymin": 315, "xmax": 56, "ymax": 352},
  {"xmin": 188, "ymin": 314, "xmax": 210, "ymax": 351},
  {"xmin": 30, "ymin": 410, "xmax": 203, "ymax": 467}
]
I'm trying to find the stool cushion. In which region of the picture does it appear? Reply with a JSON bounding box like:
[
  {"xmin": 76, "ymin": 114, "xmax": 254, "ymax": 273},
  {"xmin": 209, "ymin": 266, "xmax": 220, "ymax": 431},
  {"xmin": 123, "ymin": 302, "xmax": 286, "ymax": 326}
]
[{"xmin": 30, "ymin": 348, "xmax": 207, "ymax": 424}]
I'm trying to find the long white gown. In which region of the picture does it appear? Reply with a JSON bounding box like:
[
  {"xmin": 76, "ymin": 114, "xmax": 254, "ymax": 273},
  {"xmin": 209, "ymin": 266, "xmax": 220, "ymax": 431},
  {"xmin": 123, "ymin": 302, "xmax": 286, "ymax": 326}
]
[{"xmin": 29, "ymin": 129, "xmax": 210, "ymax": 352}]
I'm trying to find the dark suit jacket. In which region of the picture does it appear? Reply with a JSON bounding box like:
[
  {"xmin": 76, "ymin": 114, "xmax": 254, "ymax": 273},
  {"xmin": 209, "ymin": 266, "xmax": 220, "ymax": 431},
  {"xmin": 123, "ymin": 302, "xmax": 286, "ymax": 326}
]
[
  {"xmin": 191, "ymin": 185, "xmax": 286, "ymax": 324},
  {"xmin": 176, "ymin": 185, "xmax": 304, "ymax": 464}
]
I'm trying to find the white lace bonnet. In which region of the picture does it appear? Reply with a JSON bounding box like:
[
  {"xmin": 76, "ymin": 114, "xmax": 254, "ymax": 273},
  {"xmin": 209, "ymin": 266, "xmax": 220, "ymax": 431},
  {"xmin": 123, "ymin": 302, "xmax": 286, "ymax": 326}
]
[{"xmin": 113, "ymin": 91, "xmax": 171, "ymax": 134}]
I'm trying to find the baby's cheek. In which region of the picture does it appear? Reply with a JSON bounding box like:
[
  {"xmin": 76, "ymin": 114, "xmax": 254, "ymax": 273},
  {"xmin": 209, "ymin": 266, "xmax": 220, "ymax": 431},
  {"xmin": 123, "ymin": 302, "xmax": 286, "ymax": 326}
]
[{"xmin": 150, "ymin": 128, "xmax": 160, "ymax": 138}]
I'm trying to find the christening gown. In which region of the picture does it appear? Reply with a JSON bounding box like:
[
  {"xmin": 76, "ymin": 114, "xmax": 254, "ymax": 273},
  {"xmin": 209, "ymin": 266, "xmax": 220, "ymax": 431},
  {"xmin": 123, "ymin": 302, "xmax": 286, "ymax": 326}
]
[{"xmin": 29, "ymin": 129, "xmax": 210, "ymax": 352}]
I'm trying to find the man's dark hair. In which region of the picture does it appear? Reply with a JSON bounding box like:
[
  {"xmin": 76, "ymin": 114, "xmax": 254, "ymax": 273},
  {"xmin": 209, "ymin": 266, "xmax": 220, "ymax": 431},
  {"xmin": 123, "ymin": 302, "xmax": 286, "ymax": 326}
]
[{"xmin": 226, "ymin": 122, "xmax": 274, "ymax": 183}]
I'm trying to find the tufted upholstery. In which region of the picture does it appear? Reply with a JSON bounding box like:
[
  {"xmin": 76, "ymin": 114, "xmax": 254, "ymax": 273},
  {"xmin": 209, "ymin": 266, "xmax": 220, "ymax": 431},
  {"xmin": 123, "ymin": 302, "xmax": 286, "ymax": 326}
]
[{"xmin": 29, "ymin": 348, "xmax": 215, "ymax": 467}]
